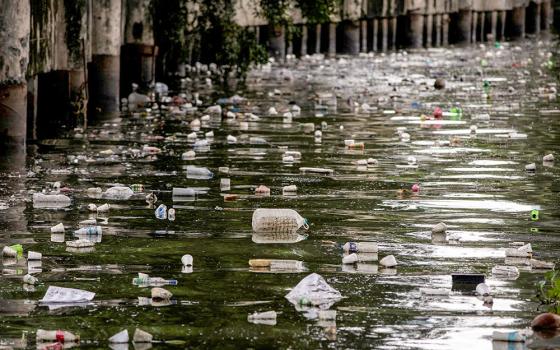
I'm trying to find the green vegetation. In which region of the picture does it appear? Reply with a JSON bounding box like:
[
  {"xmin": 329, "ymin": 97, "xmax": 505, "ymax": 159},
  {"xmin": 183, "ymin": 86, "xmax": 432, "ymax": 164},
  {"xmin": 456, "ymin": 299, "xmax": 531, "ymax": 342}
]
[
  {"xmin": 537, "ymin": 271, "xmax": 560, "ymax": 314},
  {"xmin": 152, "ymin": 0, "xmax": 268, "ymax": 87}
]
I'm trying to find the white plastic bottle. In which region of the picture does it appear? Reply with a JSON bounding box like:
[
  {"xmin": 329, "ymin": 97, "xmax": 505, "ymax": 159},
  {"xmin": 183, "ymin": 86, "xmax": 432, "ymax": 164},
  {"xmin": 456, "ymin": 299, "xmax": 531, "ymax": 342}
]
[{"xmin": 342, "ymin": 242, "xmax": 378, "ymax": 253}]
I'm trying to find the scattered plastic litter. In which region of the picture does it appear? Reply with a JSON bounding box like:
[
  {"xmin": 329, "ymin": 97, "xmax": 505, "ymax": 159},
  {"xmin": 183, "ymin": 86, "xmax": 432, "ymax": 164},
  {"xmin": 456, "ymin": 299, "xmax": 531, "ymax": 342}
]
[
  {"xmin": 40, "ymin": 286, "xmax": 95, "ymax": 304},
  {"xmin": 247, "ymin": 311, "xmax": 277, "ymax": 326},
  {"xmin": 285, "ymin": 273, "xmax": 342, "ymax": 309}
]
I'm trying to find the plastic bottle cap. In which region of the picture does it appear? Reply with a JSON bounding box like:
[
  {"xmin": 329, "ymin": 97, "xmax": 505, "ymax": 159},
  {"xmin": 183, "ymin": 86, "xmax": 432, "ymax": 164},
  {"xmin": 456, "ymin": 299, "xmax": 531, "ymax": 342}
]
[{"xmin": 531, "ymin": 209, "xmax": 539, "ymax": 221}]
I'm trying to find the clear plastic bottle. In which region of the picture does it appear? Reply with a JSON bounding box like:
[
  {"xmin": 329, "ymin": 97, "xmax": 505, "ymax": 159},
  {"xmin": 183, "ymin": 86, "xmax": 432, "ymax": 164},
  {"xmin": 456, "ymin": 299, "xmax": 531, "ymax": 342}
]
[
  {"xmin": 252, "ymin": 209, "xmax": 308, "ymax": 234},
  {"xmin": 132, "ymin": 276, "xmax": 178, "ymax": 287}
]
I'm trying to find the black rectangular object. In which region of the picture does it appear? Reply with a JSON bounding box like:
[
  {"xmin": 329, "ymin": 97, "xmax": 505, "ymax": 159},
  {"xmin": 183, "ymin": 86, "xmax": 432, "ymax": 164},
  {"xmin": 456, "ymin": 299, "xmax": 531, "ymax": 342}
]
[{"xmin": 451, "ymin": 273, "xmax": 485, "ymax": 285}]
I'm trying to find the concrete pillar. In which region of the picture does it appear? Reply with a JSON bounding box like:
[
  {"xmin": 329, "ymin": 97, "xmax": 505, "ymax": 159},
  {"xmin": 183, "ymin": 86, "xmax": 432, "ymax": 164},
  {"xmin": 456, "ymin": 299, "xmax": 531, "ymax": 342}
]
[
  {"xmin": 360, "ymin": 20, "xmax": 367, "ymax": 53},
  {"xmin": 287, "ymin": 37, "xmax": 293, "ymax": 56},
  {"xmin": 268, "ymin": 25, "xmax": 286, "ymax": 60},
  {"xmin": 409, "ymin": 13, "xmax": 424, "ymax": 48},
  {"xmin": 426, "ymin": 14, "xmax": 433, "ymax": 47},
  {"xmin": 391, "ymin": 17, "xmax": 397, "ymax": 49},
  {"xmin": 301, "ymin": 25, "xmax": 308, "ymax": 56},
  {"xmin": 500, "ymin": 11, "xmax": 506, "ymax": 39},
  {"xmin": 472, "ymin": 12, "xmax": 478, "ymax": 42},
  {"xmin": 26, "ymin": 76, "xmax": 38, "ymax": 140},
  {"xmin": 90, "ymin": 0, "xmax": 122, "ymax": 115},
  {"xmin": 256, "ymin": 26, "xmax": 260, "ymax": 43},
  {"xmin": 457, "ymin": 10, "xmax": 472, "ymax": 44},
  {"xmin": 315, "ymin": 24, "xmax": 321, "ymax": 53},
  {"xmin": 328, "ymin": 23, "xmax": 336, "ymax": 57},
  {"xmin": 542, "ymin": 0, "xmax": 552, "ymax": 30},
  {"xmin": 373, "ymin": 19, "xmax": 378, "ymax": 51},
  {"xmin": 122, "ymin": 0, "xmax": 155, "ymax": 95},
  {"xmin": 342, "ymin": 20, "xmax": 359, "ymax": 55},
  {"xmin": 0, "ymin": 0, "xmax": 30, "ymax": 151},
  {"xmin": 435, "ymin": 14, "xmax": 442, "ymax": 46},
  {"xmin": 511, "ymin": 7, "xmax": 526, "ymax": 38},
  {"xmin": 442, "ymin": 14, "xmax": 449, "ymax": 45},
  {"xmin": 382, "ymin": 18, "xmax": 388, "ymax": 51},
  {"xmin": 480, "ymin": 12, "xmax": 485, "ymax": 41},
  {"xmin": 534, "ymin": 3, "xmax": 541, "ymax": 34},
  {"xmin": 490, "ymin": 11, "xmax": 497, "ymax": 41}
]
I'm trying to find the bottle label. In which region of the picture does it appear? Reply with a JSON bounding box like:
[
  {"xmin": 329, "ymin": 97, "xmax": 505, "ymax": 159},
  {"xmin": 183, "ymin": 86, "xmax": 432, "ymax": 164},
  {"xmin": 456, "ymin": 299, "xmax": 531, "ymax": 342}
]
[
  {"xmin": 56, "ymin": 330, "xmax": 64, "ymax": 342},
  {"xmin": 348, "ymin": 242, "xmax": 358, "ymax": 253}
]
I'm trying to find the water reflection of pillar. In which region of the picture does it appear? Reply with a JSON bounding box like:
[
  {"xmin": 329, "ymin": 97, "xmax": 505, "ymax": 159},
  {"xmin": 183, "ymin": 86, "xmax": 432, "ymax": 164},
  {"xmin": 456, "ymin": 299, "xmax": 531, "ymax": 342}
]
[
  {"xmin": 301, "ymin": 25, "xmax": 308, "ymax": 56},
  {"xmin": 90, "ymin": 0, "xmax": 122, "ymax": 115},
  {"xmin": 287, "ymin": 34, "xmax": 293, "ymax": 56},
  {"xmin": 372, "ymin": 19, "xmax": 378, "ymax": 52},
  {"xmin": 255, "ymin": 26, "xmax": 260, "ymax": 43},
  {"xmin": 435, "ymin": 14, "xmax": 442, "ymax": 47},
  {"xmin": 328, "ymin": 23, "xmax": 336, "ymax": 57},
  {"xmin": 360, "ymin": 20, "xmax": 367, "ymax": 53},
  {"xmin": 490, "ymin": 11, "xmax": 497, "ymax": 41},
  {"xmin": 442, "ymin": 14, "xmax": 449, "ymax": 45},
  {"xmin": 409, "ymin": 13, "xmax": 423, "ymax": 49},
  {"xmin": 382, "ymin": 18, "xmax": 388, "ymax": 51},
  {"xmin": 426, "ymin": 14, "xmax": 433, "ymax": 48},
  {"xmin": 472, "ymin": 11, "xmax": 478, "ymax": 43},
  {"xmin": 315, "ymin": 24, "xmax": 321, "ymax": 54},
  {"xmin": 457, "ymin": 10, "xmax": 472, "ymax": 44},
  {"xmin": 511, "ymin": 7, "xmax": 526, "ymax": 38},
  {"xmin": 391, "ymin": 17, "xmax": 397, "ymax": 50}
]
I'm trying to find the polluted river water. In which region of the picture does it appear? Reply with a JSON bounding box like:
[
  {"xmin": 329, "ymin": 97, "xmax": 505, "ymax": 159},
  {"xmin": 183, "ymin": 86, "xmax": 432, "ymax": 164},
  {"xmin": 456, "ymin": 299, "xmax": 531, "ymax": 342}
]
[{"xmin": 1, "ymin": 38, "xmax": 560, "ymax": 349}]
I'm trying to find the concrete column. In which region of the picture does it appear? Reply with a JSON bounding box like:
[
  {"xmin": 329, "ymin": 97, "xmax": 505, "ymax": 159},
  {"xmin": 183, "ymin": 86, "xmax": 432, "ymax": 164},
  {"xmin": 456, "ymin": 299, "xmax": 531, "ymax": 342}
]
[
  {"xmin": 287, "ymin": 36, "xmax": 293, "ymax": 56},
  {"xmin": 500, "ymin": 11, "xmax": 506, "ymax": 39},
  {"xmin": 480, "ymin": 12, "xmax": 485, "ymax": 41},
  {"xmin": 315, "ymin": 24, "xmax": 321, "ymax": 53},
  {"xmin": 457, "ymin": 10, "xmax": 472, "ymax": 44},
  {"xmin": 122, "ymin": 0, "xmax": 155, "ymax": 95},
  {"xmin": 26, "ymin": 76, "xmax": 38, "ymax": 140},
  {"xmin": 301, "ymin": 25, "xmax": 308, "ymax": 56},
  {"xmin": 472, "ymin": 12, "xmax": 478, "ymax": 42},
  {"xmin": 442, "ymin": 14, "xmax": 449, "ymax": 45},
  {"xmin": 435, "ymin": 14, "xmax": 442, "ymax": 46},
  {"xmin": 409, "ymin": 13, "xmax": 424, "ymax": 48},
  {"xmin": 542, "ymin": 0, "xmax": 552, "ymax": 30},
  {"xmin": 534, "ymin": 3, "xmax": 541, "ymax": 34},
  {"xmin": 268, "ymin": 25, "xmax": 286, "ymax": 60},
  {"xmin": 90, "ymin": 0, "xmax": 122, "ymax": 115},
  {"xmin": 373, "ymin": 19, "xmax": 378, "ymax": 51},
  {"xmin": 426, "ymin": 14, "xmax": 433, "ymax": 47},
  {"xmin": 360, "ymin": 20, "xmax": 367, "ymax": 52},
  {"xmin": 511, "ymin": 7, "xmax": 526, "ymax": 38},
  {"xmin": 328, "ymin": 23, "xmax": 336, "ymax": 57},
  {"xmin": 490, "ymin": 11, "xmax": 497, "ymax": 41},
  {"xmin": 391, "ymin": 17, "xmax": 397, "ymax": 49},
  {"xmin": 382, "ymin": 18, "xmax": 388, "ymax": 51},
  {"xmin": 342, "ymin": 20, "xmax": 359, "ymax": 55},
  {"xmin": 255, "ymin": 26, "xmax": 260, "ymax": 43},
  {"xmin": 0, "ymin": 0, "xmax": 30, "ymax": 151}
]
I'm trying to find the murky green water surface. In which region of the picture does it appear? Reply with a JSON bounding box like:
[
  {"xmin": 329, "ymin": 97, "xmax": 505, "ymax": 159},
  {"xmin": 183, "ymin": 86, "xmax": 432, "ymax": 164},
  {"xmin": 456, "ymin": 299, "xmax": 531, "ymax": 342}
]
[{"xmin": 1, "ymin": 38, "xmax": 560, "ymax": 349}]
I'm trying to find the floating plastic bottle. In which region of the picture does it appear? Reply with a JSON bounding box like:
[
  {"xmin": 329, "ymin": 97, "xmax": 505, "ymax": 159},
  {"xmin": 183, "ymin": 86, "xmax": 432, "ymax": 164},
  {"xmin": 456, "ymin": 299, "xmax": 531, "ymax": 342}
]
[
  {"xmin": 168, "ymin": 208, "xmax": 176, "ymax": 221},
  {"xmin": 50, "ymin": 223, "xmax": 65, "ymax": 233},
  {"xmin": 252, "ymin": 209, "xmax": 309, "ymax": 234},
  {"xmin": 342, "ymin": 242, "xmax": 378, "ymax": 253},
  {"xmin": 172, "ymin": 187, "xmax": 196, "ymax": 197},
  {"xmin": 36, "ymin": 330, "xmax": 79, "ymax": 343},
  {"xmin": 109, "ymin": 330, "xmax": 129, "ymax": 343},
  {"xmin": 133, "ymin": 276, "xmax": 178, "ymax": 287},
  {"xmin": 186, "ymin": 165, "xmax": 213, "ymax": 179},
  {"xmin": 104, "ymin": 186, "xmax": 134, "ymax": 199},
  {"xmin": 155, "ymin": 204, "xmax": 167, "ymax": 220},
  {"xmin": 248, "ymin": 311, "xmax": 277, "ymax": 325},
  {"xmin": 74, "ymin": 226, "xmax": 102, "ymax": 235}
]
